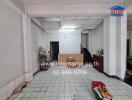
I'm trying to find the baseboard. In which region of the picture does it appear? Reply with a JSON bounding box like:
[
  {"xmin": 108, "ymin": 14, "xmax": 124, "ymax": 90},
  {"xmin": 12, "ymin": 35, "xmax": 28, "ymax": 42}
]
[
  {"xmin": 0, "ymin": 72, "xmax": 33, "ymax": 100},
  {"xmin": 33, "ymin": 70, "xmax": 40, "ymax": 76},
  {"xmin": 24, "ymin": 72, "xmax": 33, "ymax": 82},
  {"xmin": 103, "ymin": 72, "xmax": 117, "ymax": 78},
  {"xmin": 0, "ymin": 74, "xmax": 25, "ymax": 100}
]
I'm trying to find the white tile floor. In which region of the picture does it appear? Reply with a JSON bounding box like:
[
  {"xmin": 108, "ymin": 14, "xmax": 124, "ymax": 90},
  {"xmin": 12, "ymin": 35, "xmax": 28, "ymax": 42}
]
[{"xmin": 8, "ymin": 64, "xmax": 132, "ymax": 100}]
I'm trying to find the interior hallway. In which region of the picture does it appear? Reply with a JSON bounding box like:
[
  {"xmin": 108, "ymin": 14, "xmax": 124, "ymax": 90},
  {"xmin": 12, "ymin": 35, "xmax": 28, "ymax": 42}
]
[{"xmin": 8, "ymin": 64, "xmax": 132, "ymax": 100}]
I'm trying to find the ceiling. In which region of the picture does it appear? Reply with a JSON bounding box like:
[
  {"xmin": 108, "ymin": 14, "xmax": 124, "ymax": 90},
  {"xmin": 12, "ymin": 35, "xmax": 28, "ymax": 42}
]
[
  {"xmin": 23, "ymin": 0, "xmax": 132, "ymax": 31},
  {"xmin": 37, "ymin": 15, "xmax": 105, "ymax": 32},
  {"xmin": 22, "ymin": 0, "xmax": 125, "ymax": 5},
  {"xmin": 38, "ymin": 15, "xmax": 132, "ymax": 31}
]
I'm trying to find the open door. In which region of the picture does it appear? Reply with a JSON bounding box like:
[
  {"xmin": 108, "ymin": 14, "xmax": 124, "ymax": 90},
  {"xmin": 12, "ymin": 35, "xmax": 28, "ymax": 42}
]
[{"xmin": 50, "ymin": 41, "xmax": 59, "ymax": 61}]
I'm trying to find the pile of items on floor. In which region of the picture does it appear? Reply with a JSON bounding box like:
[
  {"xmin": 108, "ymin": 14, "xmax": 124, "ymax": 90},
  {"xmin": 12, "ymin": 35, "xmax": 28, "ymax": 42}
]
[
  {"xmin": 39, "ymin": 47, "xmax": 50, "ymax": 70},
  {"xmin": 92, "ymin": 81, "xmax": 113, "ymax": 100}
]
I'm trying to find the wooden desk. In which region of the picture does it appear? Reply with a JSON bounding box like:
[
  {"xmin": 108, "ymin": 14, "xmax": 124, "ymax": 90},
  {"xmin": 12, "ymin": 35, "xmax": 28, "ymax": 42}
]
[{"xmin": 58, "ymin": 54, "xmax": 84, "ymax": 66}]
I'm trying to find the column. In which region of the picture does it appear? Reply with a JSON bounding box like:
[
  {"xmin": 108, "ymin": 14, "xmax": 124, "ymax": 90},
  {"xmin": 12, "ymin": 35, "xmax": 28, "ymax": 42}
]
[
  {"xmin": 22, "ymin": 14, "xmax": 33, "ymax": 82},
  {"xmin": 104, "ymin": 16, "xmax": 117, "ymax": 76},
  {"xmin": 103, "ymin": 11, "xmax": 127, "ymax": 80},
  {"xmin": 116, "ymin": 10, "xmax": 127, "ymax": 80}
]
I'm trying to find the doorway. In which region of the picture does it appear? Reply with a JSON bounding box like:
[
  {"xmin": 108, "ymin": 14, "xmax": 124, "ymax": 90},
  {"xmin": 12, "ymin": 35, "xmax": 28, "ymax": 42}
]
[{"xmin": 50, "ymin": 41, "xmax": 59, "ymax": 61}]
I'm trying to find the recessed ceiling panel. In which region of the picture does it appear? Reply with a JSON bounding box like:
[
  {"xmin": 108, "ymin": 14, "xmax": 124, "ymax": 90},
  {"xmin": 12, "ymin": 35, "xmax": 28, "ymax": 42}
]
[{"xmin": 37, "ymin": 15, "xmax": 105, "ymax": 31}]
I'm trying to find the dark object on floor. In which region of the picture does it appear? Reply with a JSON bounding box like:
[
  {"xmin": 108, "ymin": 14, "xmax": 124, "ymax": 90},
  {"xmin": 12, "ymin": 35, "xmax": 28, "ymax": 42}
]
[
  {"xmin": 125, "ymin": 80, "xmax": 132, "ymax": 86},
  {"xmin": 81, "ymin": 48, "xmax": 93, "ymax": 64},
  {"xmin": 92, "ymin": 81, "xmax": 113, "ymax": 100},
  {"xmin": 39, "ymin": 47, "xmax": 50, "ymax": 70}
]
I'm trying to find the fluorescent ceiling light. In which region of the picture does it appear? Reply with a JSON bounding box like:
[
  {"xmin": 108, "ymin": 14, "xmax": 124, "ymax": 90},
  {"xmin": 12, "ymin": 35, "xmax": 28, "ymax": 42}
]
[
  {"xmin": 59, "ymin": 29, "xmax": 75, "ymax": 32},
  {"xmin": 62, "ymin": 26, "xmax": 76, "ymax": 29}
]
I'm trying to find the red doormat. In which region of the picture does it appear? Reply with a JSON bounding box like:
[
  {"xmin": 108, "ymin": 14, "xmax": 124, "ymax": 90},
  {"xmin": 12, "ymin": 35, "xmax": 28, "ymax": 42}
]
[{"xmin": 92, "ymin": 81, "xmax": 113, "ymax": 100}]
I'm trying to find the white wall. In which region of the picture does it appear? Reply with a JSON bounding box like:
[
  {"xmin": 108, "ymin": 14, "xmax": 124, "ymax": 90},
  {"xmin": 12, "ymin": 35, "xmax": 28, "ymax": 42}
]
[
  {"xmin": 10, "ymin": 0, "xmax": 25, "ymax": 12},
  {"xmin": 31, "ymin": 21, "xmax": 48, "ymax": 73},
  {"xmin": 81, "ymin": 33, "xmax": 88, "ymax": 48},
  {"xmin": 88, "ymin": 22, "xmax": 104, "ymax": 54},
  {"xmin": 47, "ymin": 31, "xmax": 81, "ymax": 54},
  {"xmin": 0, "ymin": 0, "xmax": 24, "ymax": 88}
]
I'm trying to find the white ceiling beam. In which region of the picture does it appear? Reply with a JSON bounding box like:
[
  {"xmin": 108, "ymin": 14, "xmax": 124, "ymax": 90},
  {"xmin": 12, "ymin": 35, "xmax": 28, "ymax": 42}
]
[{"xmin": 26, "ymin": 4, "xmax": 113, "ymax": 17}]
